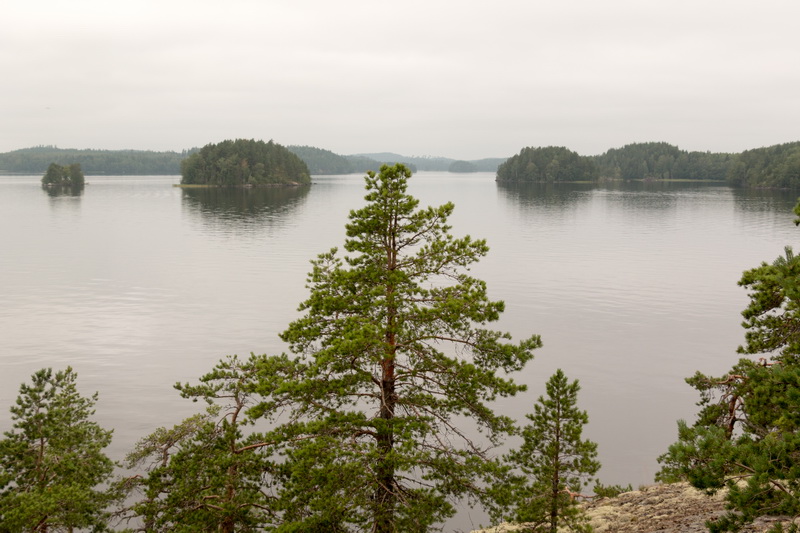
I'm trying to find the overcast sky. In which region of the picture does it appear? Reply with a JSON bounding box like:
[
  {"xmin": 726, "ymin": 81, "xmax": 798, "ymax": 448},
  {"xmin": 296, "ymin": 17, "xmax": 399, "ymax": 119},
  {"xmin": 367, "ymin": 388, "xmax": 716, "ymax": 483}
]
[{"xmin": 3, "ymin": 0, "xmax": 799, "ymax": 159}]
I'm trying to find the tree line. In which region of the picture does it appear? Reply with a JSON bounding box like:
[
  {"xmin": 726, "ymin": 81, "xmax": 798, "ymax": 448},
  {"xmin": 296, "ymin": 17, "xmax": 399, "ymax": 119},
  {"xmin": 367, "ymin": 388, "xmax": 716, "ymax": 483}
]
[
  {"xmin": 0, "ymin": 144, "xmax": 507, "ymax": 177},
  {"xmin": 286, "ymin": 145, "xmax": 385, "ymax": 174},
  {"xmin": 726, "ymin": 141, "xmax": 800, "ymax": 188},
  {"xmin": 344, "ymin": 153, "xmax": 506, "ymax": 173},
  {"xmin": 4, "ymin": 140, "xmax": 800, "ymax": 187},
  {"xmin": 497, "ymin": 141, "xmax": 800, "ymax": 187},
  {"xmin": 593, "ymin": 142, "xmax": 733, "ymax": 181},
  {"xmin": 0, "ymin": 146, "xmax": 191, "ymax": 175},
  {"xmin": 285, "ymin": 146, "xmax": 507, "ymax": 175}
]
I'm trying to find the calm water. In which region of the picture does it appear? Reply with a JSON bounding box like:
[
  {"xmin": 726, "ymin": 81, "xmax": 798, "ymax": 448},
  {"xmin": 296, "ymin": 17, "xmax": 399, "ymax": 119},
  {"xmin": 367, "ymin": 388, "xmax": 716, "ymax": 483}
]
[{"xmin": 1, "ymin": 173, "xmax": 798, "ymax": 529}]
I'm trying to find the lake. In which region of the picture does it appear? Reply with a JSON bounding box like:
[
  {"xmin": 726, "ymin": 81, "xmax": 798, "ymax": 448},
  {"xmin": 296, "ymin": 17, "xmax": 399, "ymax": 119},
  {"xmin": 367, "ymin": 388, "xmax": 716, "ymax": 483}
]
[{"xmin": 1, "ymin": 172, "xmax": 798, "ymax": 529}]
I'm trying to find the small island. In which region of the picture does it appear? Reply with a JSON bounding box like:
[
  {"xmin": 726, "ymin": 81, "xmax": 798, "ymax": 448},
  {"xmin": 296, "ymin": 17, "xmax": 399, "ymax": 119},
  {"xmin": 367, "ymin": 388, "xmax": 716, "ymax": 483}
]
[
  {"xmin": 179, "ymin": 139, "xmax": 311, "ymax": 187},
  {"xmin": 41, "ymin": 162, "xmax": 85, "ymax": 187},
  {"xmin": 496, "ymin": 146, "xmax": 598, "ymax": 183}
]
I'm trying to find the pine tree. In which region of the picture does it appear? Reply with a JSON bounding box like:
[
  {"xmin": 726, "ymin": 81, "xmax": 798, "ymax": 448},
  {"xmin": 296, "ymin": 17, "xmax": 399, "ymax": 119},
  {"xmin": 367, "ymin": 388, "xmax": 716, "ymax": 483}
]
[
  {"xmin": 121, "ymin": 354, "xmax": 296, "ymax": 532},
  {"xmin": 275, "ymin": 163, "xmax": 541, "ymax": 531},
  {"xmin": 657, "ymin": 204, "xmax": 800, "ymax": 533},
  {"xmin": 0, "ymin": 367, "xmax": 116, "ymax": 532},
  {"xmin": 501, "ymin": 369, "xmax": 599, "ymax": 533}
]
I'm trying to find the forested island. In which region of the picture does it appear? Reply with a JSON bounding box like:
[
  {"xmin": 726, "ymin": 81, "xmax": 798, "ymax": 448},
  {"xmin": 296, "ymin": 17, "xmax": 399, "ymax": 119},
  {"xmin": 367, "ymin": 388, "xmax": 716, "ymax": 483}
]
[
  {"xmin": 496, "ymin": 140, "xmax": 800, "ymax": 186},
  {"xmin": 41, "ymin": 162, "xmax": 85, "ymax": 187},
  {"xmin": 497, "ymin": 142, "xmax": 737, "ymax": 183},
  {"xmin": 2, "ymin": 140, "xmax": 800, "ymax": 187},
  {"xmin": 495, "ymin": 146, "xmax": 599, "ymax": 182},
  {"xmin": 180, "ymin": 139, "xmax": 311, "ymax": 187}
]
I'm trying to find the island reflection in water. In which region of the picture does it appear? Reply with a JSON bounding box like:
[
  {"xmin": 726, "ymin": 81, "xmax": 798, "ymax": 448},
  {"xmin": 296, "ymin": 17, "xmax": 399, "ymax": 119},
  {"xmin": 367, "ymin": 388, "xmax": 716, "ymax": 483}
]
[{"xmin": 180, "ymin": 185, "xmax": 311, "ymax": 230}]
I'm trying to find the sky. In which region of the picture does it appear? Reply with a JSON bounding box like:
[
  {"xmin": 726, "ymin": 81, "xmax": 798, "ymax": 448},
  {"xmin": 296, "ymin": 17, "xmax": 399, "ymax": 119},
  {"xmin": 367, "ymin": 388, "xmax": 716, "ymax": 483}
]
[{"xmin": 2, "ymin": 0, "xmax": 799, "ymax": 160}]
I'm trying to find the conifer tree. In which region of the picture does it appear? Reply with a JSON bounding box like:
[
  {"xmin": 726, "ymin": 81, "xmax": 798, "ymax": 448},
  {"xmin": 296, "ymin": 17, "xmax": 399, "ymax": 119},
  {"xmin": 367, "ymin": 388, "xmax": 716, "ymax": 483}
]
[
  {"xmin": 0, "ymin": 367, "xmax": 115, "ymax": 532},
  {"xmin": 275, "ymin": 163, "xmax": 541, "ymax": 532},
  {"xmin": 500, "ymin": 369, "xmax": 599, "ymax": 533},
  {"xmin": 657, "ymin": 202, "xmax": 800, "ymax": 533},
  {"xmin": 121, "ymin": 354, "xmax": 297, "ymax": 533}
]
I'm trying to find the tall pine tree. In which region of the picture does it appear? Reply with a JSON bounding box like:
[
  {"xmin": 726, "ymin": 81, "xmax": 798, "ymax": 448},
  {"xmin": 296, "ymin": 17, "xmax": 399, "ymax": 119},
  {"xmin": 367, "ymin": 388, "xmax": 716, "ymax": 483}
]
[{"xmin": 275, "ymin": 163, "xmax": 541, "ymax": 531}]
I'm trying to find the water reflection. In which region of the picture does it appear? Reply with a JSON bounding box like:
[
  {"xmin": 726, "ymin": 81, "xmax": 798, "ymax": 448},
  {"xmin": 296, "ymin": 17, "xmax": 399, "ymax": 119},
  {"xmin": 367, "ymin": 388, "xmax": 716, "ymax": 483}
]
[
  {"xmin": 496, "ymin": 182, "xmax": 594, "ymax": 211},
  {"xmin": 497, "ymin": 180, "xmax": 734, "ymax": 214},
  {"xmin": 42, "ymin": 184, "xmax": 84, "ymax": 198},
  {"xmin": 181, "ymin": 186, "xmax": 311, "ymax": 230},
  {"xmin": 731, "ymin": 187, "xmax": 800, "ymax": 214},
  {"xmin": 595, "ymin": 182, "xmax": 713, "ymax": 213}
]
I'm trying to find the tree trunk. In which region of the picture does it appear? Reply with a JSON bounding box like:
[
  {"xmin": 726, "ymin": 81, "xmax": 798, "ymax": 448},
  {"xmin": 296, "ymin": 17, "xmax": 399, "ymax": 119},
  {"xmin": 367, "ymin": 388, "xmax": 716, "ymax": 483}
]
[
  {"xmin": 374, "ymin": 355, "xmax": 396, "ymax": 533},
  {"xmin": 374, "ymin": 225, "xmax": 398, "ymax": 533},
  {"xmin": 550, "ymin": 403, "xmax": 562, "ymax": 533}
]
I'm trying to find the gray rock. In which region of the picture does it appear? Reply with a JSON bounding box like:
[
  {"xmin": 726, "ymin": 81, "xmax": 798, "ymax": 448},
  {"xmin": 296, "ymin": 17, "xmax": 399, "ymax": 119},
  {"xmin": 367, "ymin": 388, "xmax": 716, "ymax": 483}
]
[{"xmin": 472, "ymin": 483, "xmax": 797, "ymax": 533}]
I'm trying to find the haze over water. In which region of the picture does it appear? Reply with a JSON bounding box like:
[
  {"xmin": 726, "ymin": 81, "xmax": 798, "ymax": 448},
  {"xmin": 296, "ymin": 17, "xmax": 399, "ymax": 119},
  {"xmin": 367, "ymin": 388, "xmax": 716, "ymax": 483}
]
[{"xmin": 1, "ymin": 172, "xmax": 798, "ymax": 529}]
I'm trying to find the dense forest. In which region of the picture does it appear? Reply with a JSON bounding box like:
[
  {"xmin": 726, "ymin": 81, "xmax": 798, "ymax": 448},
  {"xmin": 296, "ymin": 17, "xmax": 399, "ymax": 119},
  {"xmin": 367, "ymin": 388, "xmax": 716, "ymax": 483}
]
[
  {"xmin": 180, "ymin": 139, "xmax": 311, "ymax": 187},
  {"xmin": 593, "ymin": 142, "xmax": 734, "ymax": 181},
  {"xmin": 286, "ymin": 146, "xmax": 507, "ymax": 174},
  {"xmin": 286, "ymin": 145, "xmax": 385, "ymax": 174},
  {"xmin": 3, "ymin": 141, "xmax": 800, "ymax": 187},
  {"xmin": 726, "ymin": 141, "xmax": 800, "ymax": 188},
  {"xmin": 496, "ymin": 146, "xmax": 599, "ymax": 182},
  {"xmin": 0, "ymin": 146, "xmax": 190, "ymax": 175},
  {"xmin": 497, "ymin": 142, "xmax": 736, "ymax": 183}
]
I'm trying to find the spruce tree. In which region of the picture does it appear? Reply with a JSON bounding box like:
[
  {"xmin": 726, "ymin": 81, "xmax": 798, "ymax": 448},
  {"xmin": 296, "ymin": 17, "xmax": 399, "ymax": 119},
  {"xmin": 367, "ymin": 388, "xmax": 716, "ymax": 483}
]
[{"xmin": 501, "ymin": 369, "xmax": 599, "ymax": 533}]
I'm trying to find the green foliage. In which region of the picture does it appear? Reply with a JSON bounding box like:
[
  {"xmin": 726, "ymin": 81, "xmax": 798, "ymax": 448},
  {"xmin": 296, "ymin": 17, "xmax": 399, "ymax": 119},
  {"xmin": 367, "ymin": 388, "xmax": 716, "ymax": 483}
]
[
  {"xmin": 344, "ymin": 154, "xmax": 388, "ymax": 173},
  {"xmin": 1, "ymin": 145, "xmax": 189, "ymax": 175},
  {"xmin": 657, "ymin": 206, "xmax": 800, "ymax": 532},
  {"xmin": 448, "ymin": 160, "xmax": 479, "ymax": 173},
  {"xmin": 41, "ymin": 162, "xmax": 85, "ymax": 187},
  {"xmin": 496, "ymin": 369, "xmax": 599, "ymax": 533},
  {"xmin": 592, "ymin": 142, "xmax": 733, "ymax": 181},
  {"xmin": 287, "ymin": 145, "xmax": 380, "ymax": 175},
  {"xmin": 727, "ymin": 142, "xmax": 800, "ymax": 188},
  {"xmin": 275, "ymin": 163, "xmax": 541, "ymax": 531},
  {"xmin": 591, "ymin": 481, "xmax": 632, "ymax": 499},
  {"xmin": 180, "ymin": 139, "xmax": 311, "ymax": 187},
  {"xmin": 121, "ymin": 353, "xmax": 298, "ymax": 533},
  {"xmin": 496, "ymin": 146, "xmax": 598, "ymax": 183},
  {"xmin": 287, "ymin": 145, "xmax": 358, "ymax": 174},
  {"xmin": 737, "ymin": 246, "xmax": 800, "ymax": 359},
  {"xmin": 118, "ymin": 163, "xmax": 539, "ymax": 531},
  {"xmin": 0, "ymin": 367, "xmax": 116, "ymax": 532},
  {"xmin": 656, "ymin": 361, "xmax": 800, "ymax": 532},
  {"xmin": 351, "ymin": 153, "xmax": 506, "ymax": 173}
]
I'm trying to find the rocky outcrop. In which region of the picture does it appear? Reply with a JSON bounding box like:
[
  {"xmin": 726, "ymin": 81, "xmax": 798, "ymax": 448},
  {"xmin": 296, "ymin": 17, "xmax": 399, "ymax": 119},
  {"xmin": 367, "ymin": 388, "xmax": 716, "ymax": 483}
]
[{"xmin": 472, "ymin": 483, "xmax": 797, "ymax": 533}]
